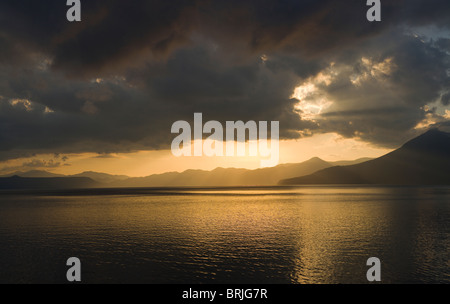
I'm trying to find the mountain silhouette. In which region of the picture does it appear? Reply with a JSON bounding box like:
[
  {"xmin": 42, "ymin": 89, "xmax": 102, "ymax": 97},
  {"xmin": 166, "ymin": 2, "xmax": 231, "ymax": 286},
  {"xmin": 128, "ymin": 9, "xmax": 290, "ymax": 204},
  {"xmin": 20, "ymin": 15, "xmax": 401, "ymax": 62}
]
[
  {"xmin": 1, "ymin": 170, "xmax": 65, "ymax": 178},
  {"xmin": 0, "ymin": 158, "xmax": 371, "ymax": 189},
  {"xmin": 280, "ymin": 129, "xmax": 450, "ymax": 185},
  {"xmin": 70, "ymin": 171, "xmax": 129, "ymax": 184},
  {"xmin": 111, "ymin": 157, "xmax": 370, "ymax": 187},
  {"xmin": 0, "ymin": 176, "xmax": 99, "ymax": 190},
  {"xmin": 1, "ymin": 170, "xmax": 129, "ymax": 184}
]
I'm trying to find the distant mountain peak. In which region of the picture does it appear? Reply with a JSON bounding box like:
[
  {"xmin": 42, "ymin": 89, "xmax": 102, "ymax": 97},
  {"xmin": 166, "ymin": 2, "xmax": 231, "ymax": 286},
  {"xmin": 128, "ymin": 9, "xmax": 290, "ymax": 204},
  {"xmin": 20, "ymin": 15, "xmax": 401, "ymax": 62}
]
[
  {"xmin": 281, "ymin": 129, "xmax": 450, "ymax": 186},
  {"xmin": 402, "ymin": 129, "xmax": 450, "ymax": 155},
  {"xmin": 423, "ymin": 128, "xmax": 447, "ymax": 134},
  {"xmin": 308, "ymin": 157, "xmax": 326, "ymax": 162},
  {"xmin": 414, "ymin": 128, "xmax": 449, "ymax": 139}
]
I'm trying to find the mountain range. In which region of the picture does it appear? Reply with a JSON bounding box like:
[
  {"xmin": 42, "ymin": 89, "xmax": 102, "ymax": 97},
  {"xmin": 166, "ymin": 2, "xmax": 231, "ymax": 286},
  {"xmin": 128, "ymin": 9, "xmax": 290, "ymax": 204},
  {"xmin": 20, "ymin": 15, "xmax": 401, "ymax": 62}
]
[
  {"xmin": 1, "ymin": 171, "xmax": 129, "ymax": 184},
  {"xmin": 0, "ymin": 158, "xmax": 370, "ymax": 189},
  {"xmin": 107, "ymin": 157, "xmax": 371, "ymax": 187},
  {"xmin": 1, "ymin": 129, "xmax": 448, "ymax": 190},
  {"xmin": 0, "ymin": 176, "xmax": 99, "ymax": 190},
  {"xmin": 280, "ymin": 129, "xmax": 450, "ymax": 185}
]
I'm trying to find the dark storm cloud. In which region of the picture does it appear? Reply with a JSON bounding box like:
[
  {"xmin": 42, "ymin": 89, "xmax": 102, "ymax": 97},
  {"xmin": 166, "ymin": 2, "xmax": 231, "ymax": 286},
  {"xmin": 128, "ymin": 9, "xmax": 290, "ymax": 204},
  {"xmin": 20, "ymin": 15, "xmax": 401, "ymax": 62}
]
[
  {"xmin": 442, "ymin": 94, "xmax": 450, "ymax": 106},
  {"xmin": 2, "ymin": 0, "xmax": 449, "ymax": 77},
  {"xmin": 0, "ymin": 0, "xmax": 449, "ymax": 159},
  {"xmin": 303, "ymin": 29, "xmax": 450, "ymax": 147},
  {"xmin": 436, "ymin": 38, "xmax": 450, "ymax": 52},
  {"xmin": 0, "ymin": 43, "xmax": 315, "ymax": 160},
  {"xmin": 0, "ymin": 0, "xmax": 199, "ymax": 75}
]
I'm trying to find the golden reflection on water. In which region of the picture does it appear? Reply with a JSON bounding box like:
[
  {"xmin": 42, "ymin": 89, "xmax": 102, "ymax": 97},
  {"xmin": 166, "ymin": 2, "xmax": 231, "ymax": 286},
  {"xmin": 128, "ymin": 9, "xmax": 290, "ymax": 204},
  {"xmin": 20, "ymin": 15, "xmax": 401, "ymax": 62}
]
[{"xmin": 0, "ymin": 186, "xmax": 449, "ymax": 283}]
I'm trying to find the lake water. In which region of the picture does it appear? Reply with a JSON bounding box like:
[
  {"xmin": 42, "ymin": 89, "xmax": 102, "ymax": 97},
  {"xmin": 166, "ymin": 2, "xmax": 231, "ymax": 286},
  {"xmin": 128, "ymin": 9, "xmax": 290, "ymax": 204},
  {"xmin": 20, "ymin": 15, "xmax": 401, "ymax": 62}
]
[{"xmin": 0, "ymin": 186, "xmax": 449, "ymax": 284}]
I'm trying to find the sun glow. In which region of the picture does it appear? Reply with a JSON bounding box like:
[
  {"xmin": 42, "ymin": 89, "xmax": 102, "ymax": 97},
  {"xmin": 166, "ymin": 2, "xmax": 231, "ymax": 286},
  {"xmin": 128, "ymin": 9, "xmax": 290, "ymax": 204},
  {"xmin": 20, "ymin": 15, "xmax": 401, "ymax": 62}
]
[{"xmin": 291, "ymin": 70, "xmax": 335, "ymax": 121}]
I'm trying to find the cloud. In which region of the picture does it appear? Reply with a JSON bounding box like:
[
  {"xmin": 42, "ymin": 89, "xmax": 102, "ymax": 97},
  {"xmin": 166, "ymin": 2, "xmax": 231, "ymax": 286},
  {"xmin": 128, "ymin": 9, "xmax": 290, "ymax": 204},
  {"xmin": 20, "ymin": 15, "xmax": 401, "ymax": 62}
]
[
  {"xmin": 2, "ymin": 1, "xmax": 449, "ymax": 77},
  {"xmin": 0, "ymin": 1, "xmax": 449, "ymax": 160},
  {"xmin": 0, "ymin": 0, "xmax": 199, "ymax": 75},
  {"xmin": 290, "ymin": 30, "xmax": 450, "ymax": 147},
  {"xmin": 21, "ymin": 159, "xmax": 62, "ymax": 169},
  {"xmin": 0, "ymin": 156, "xmax": 69, "ymax": 175},
  {"xmin": 442, "ymin": 93, "xmax": 450, "ymax": 106}
]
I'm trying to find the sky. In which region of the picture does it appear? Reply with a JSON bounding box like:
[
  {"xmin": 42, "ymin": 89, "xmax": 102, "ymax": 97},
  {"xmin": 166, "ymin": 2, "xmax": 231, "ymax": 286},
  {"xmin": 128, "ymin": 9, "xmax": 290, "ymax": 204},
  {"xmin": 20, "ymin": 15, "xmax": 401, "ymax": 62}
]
[{"xmin": 0, "ymin": 0, "xmax": 449, "ymax": 177}]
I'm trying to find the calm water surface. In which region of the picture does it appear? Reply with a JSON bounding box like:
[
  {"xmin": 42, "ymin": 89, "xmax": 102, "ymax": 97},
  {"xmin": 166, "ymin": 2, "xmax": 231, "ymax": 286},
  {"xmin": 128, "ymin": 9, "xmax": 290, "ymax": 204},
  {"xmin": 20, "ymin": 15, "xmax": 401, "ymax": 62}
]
[{"xmin": 0, "ymin": 186, "xmax": 449, "ymax": 284}]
